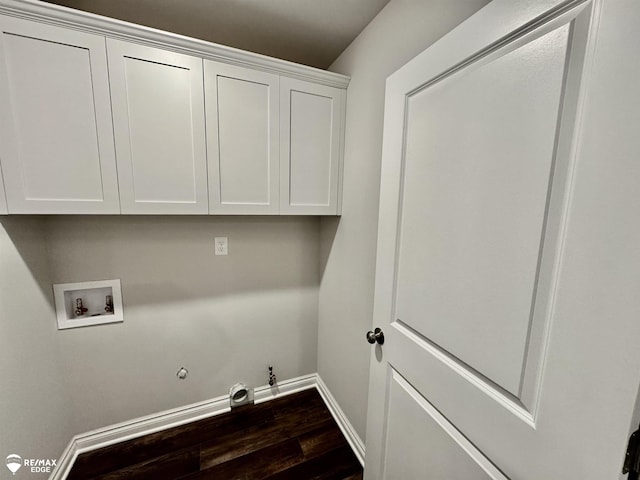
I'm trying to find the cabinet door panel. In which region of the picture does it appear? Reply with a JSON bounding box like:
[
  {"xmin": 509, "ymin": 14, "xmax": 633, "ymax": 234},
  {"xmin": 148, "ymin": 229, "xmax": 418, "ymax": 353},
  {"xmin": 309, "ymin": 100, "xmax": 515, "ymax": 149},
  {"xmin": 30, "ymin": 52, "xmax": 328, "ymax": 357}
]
[
  {"xmin": 205, "ymin": 61, "xmax": 279, "ymax": 214},
  {"xmin": 108, "ymin": 39, "xmax": 207, "ymax": 214},
  {"xmin": 280, "ymin": 78, "xmax": 344, "ymax": 215},
  {"xmin": 0, "ymin": 16, "xmax": 119, "ymax": 214}
]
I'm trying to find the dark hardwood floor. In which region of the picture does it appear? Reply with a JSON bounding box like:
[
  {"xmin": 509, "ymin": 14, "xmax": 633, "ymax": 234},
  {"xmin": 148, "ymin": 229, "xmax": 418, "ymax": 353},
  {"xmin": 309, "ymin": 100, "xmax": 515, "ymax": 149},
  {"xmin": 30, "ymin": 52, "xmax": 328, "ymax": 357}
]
[{"xmin": 67, "ymin": 389, "xmax": 363, "ymax": 480}]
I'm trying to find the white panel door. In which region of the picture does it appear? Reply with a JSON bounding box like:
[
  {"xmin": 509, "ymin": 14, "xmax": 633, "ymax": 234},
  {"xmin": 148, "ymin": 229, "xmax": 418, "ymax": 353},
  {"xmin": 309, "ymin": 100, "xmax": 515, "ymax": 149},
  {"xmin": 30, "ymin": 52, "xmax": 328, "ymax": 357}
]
[
  {"xmin": 108, "ymin": 39, "xmax": 207, "ymax": 214},
  {"xmin": 205, "ymin": 61, "xmax": 279, "ymax": 214},
  {"xmin": 366, "ymin": 1, "xmax": 640, "ymax": 479},
  {"xmin": 0, "ymin": 16, "xmax": 119, "ymax": 214},
  {"xmin": 280, "ymin": 78, "xmax": 344, "ymax": 215}
]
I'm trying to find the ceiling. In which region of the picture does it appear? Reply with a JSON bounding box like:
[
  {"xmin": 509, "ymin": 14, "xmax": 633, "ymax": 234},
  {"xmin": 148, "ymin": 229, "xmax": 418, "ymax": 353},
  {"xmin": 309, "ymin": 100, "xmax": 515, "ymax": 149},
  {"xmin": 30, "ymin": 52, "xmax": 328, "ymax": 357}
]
[{"xmin": 40, "ymin": 0, "xmax": 391, "ymax": 69}]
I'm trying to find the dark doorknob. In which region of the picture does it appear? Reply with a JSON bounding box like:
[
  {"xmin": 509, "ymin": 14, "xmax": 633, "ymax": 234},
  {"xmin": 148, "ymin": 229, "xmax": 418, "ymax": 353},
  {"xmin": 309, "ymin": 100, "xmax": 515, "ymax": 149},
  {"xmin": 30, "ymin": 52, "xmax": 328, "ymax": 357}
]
[{"xmin": 366, "ymin": 328, "xmax": 384, "ymax": 345}]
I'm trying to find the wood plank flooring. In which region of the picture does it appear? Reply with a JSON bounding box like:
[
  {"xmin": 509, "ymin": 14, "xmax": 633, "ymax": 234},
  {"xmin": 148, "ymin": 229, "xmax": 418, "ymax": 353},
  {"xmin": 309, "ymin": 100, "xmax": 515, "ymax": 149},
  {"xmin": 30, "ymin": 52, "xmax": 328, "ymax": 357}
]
[{"xmin": 67, "ymin": 389, "xmax": 363, "ymax": 480}]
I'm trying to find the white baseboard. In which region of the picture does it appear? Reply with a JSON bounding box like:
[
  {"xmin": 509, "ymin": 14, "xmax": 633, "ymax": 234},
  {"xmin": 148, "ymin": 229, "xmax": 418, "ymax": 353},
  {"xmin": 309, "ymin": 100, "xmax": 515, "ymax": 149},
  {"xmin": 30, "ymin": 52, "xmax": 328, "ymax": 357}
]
[
  {"xmin": 253, "ymin": 373, "xmax": 317, "ymax": 404},
  {"xmin": 49, "ymin": 373, "xmax": 364, "ymax": 480},
  {"xmin": 315, "ymin": 375, "xmax": 365, "ymax": 466}
]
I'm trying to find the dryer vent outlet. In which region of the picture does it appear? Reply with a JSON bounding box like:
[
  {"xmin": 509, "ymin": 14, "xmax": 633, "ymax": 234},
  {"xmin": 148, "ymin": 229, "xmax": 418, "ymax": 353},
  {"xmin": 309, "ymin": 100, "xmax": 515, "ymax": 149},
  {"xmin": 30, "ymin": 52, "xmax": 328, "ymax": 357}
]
[{"xmin": 229, "ymin": 383, "xmax": 253, "ymax": 409}]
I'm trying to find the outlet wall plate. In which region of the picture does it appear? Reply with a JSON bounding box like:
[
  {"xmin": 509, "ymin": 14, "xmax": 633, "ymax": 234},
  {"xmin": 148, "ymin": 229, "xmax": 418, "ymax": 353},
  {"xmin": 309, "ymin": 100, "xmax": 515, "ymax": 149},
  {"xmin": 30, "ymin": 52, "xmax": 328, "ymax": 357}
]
[{"xmin": 214, "ymin": 236, "xmax": 228, "ymax": 255}]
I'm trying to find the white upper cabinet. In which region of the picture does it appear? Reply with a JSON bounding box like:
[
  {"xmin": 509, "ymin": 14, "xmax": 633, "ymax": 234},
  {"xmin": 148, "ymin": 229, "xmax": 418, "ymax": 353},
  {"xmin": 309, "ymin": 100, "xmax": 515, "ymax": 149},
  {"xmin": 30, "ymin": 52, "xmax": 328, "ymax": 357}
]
[
  {"xmin": 280, "ymin": 78, "xmax": 344, "ymax": 215},
  {"xmin": 205, "ymin": 61, "xmax": 279, "ymax": 214},
  {"xmin": 107, "ymin": 39, "xmax": 208, "ymax": 214},
  {"xmin": 0, "ymin": 15, "xmax": 120, "ymax": 214},
  {"xmin": 0, "ymin": 3, "xmax": 349, "ymax": 216}
]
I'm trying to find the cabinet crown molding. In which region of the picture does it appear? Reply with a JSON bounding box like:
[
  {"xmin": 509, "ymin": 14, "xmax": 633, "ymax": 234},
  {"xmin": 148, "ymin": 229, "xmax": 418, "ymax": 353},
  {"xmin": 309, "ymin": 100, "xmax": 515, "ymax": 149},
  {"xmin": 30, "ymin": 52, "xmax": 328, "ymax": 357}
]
[{"xmin": 0, "ymin": 0, "xmax": 350, "ymax": 89}]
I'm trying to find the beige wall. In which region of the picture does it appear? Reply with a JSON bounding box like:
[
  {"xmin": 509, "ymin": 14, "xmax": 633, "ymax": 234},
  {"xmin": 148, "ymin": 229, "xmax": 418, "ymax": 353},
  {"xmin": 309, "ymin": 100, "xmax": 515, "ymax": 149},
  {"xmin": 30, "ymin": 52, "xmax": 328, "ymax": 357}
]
[
  {"xmin": 42, "ymin": 0, "xmax": 390, "ymax": 69},
  {"xmin": 0, "ymin": 218, "xmax": 73, "ymax": 479},
  {"xmin": 45, "ymin": 216, "xmax": 320, "ymax": 433},
  {"xmin": 319, "ymin": 0, "xmax": 490, "ymax": 440},
  {"xmin": 1, "ymin": 215, "xmax": 320, "ymax": 456}
]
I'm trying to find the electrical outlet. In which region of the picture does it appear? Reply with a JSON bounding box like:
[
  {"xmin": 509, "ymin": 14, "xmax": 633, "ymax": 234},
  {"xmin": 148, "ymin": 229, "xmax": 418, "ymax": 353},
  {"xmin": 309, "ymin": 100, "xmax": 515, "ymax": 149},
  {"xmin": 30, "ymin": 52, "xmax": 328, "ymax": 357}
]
[{"xmin": 215, "ymin": 236, "xmax": 228, "ymax": 256}]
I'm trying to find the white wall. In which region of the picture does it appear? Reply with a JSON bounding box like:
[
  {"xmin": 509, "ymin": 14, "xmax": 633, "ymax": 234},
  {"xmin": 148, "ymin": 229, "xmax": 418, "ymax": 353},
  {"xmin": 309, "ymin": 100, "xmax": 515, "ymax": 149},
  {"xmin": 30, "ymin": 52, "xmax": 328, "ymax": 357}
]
[
  {"xmin": 45, "ymin": 216, "xmax": 320, "ymax": 434},
  {"xmin": 0, "ymin": 218, "xmax": 73, "ymax": 479},
  {"xmin": 319, "ymin": 0, "xmax": 490, "ymax": 440}
]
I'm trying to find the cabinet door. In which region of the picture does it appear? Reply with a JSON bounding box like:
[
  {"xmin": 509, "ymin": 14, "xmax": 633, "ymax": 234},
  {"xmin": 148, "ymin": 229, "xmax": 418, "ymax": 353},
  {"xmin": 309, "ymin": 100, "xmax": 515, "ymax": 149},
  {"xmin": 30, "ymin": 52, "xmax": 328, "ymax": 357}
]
[
  {"xmin": 205, "ymin": 61, "xmax": 279, "ymax": 214},
  {"xmin": 280, "ymin": 78, "xmax": 344, "ymax": 215},
  {"xmin": 107, "ymin": 39, "xmax": 208, "ymax": 214},
  {"xmin": 0, "ymin": 16, "xmax": 119, "ymax": 214}
]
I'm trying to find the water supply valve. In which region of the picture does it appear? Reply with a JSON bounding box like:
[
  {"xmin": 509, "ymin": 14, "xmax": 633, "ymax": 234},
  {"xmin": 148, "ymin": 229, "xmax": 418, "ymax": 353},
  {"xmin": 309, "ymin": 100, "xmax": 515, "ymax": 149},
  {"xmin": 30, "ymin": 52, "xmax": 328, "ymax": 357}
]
[{"xmin": 268, "ymin": 365, "xmax": 276, "ymax": 386}]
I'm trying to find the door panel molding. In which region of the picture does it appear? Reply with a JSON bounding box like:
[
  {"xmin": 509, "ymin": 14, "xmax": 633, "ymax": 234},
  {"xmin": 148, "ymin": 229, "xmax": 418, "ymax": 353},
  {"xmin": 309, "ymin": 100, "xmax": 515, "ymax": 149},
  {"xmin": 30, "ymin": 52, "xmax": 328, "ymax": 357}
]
[
  {"xmin": 517, "ymin": 5, "xmax": 598, "ymax": 415},
  {"xmin": 395, "ymin": 23, "xmax": 573, "ymax": 399},
  {"xmin": 390, "ymin": 4, "xmax": 598, "ymax": 418},
  {"xmin": 383, "ymin": 369, "xmax": 510, "ymax": 480},
  {"xmin": 393, "ymin": 0, "xmax": 590, "ymax": 102},
  {"xmin": 391, "ymin": 320, "xmax": 535, "ymax": 426},
  {"xmin": 404, "ymin": 0, "xmax": 589, "ymax": 99},
  {"xmin": 0, "ymin": 164, "xmax": 7, "ymax": 214}
]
